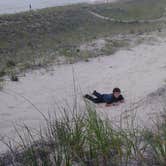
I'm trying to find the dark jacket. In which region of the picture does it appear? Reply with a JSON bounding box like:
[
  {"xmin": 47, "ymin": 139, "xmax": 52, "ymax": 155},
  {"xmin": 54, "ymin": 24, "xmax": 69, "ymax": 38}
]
[{"xmin": 103, "ymin": 94, "xmax": 124, "ymax": 104}]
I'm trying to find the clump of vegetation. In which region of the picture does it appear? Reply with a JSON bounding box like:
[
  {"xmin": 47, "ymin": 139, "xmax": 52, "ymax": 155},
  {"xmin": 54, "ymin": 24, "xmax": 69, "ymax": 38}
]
[
  {"xmin": 1, "ymin": 102, "xmax": 166, "ymax": 166},
  {"xmin": 0, "ymin": 78, "xmax": 4, "ymax": 90},
  {"xmin": 0, "ymin": 69, "xmax": 6, "ymax": 77},
  {"xmin": 101, "ymin": 44, "xmax": 116, "ymax": 55},
  {"xmin": 101, "ymin": 39, "xmax": 129, "ymax": 55},
  {"xmin": 6, "ymin": 60, "xmax": 16, "ymax": 68},
  {"xmin": 10, "ymin": 73, "xmax": 19, "ymax": 82},
  {"xmin": 143, "ymin": 116, "xmax": 166, "ymax": 165}
]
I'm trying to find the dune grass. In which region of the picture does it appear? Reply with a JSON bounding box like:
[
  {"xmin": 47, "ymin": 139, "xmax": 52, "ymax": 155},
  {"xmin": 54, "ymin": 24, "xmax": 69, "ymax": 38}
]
[
  {"xmin": 0, "ymin": 78, "xmax": 4, "ymax": 90},
  {"xmin": 0, "ymin": 102, "xmax": 166, "ymax": 166}
]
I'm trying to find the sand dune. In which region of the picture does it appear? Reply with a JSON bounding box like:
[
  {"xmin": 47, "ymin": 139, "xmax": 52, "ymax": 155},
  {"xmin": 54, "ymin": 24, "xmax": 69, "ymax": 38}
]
[{"xmin": 0, "ymin": 34, "xmax": 166, "ymax": 152}]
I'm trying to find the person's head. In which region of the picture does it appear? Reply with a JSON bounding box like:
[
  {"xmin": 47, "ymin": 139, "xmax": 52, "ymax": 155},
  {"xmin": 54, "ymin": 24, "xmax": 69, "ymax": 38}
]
[{"xmin": 112, "ymin": 88, "xmax": 121, "ymax": 98}]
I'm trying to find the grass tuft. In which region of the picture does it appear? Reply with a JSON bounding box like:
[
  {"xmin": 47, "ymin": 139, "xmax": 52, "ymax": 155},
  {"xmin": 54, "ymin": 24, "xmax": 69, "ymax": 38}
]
[{"xmin": 1, "ymin": 101, "xmax": 166, "ymax": 165}]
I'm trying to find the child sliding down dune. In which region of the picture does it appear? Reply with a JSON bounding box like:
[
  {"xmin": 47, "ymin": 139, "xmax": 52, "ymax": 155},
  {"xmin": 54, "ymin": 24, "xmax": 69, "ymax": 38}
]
[{"xmin": 84, "ymin": 88, "xmax": 124, "ymax": 107}]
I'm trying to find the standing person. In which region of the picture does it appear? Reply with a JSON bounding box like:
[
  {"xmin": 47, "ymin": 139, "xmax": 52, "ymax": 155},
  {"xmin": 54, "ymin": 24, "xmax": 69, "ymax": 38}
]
[
  {"xmin": 84, "ymin": 87, "xmax": 124, "ymax": 106},
  {"xmin": 29, "ymin": 4, "xmax": 32, "ymax": 10}
]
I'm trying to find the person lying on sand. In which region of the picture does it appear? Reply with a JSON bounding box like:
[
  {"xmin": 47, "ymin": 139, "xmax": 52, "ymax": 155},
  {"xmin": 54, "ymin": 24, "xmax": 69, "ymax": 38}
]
[{"xmin": 84, "ymin": 87, "xmax": 124, "ymax": 106}]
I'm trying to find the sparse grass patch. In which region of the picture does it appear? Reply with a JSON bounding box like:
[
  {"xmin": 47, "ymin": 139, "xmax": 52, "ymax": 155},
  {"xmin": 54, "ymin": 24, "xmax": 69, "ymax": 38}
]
[
  {"xmin": 79, "ymin": 50, "xmax": 94, "ymax": 61},
  {"xmin": 0, "ymin": 78, "xmax": 4, "ymax": 90},
  {"xmin": 101, "ymin": 39, "xmax": 129, "ymax": 55},
  {"xmin": 6, "ymin": 60, "xmax": 16, "ymax": 68},
  {"xmin": 143, "ymin": 115, "xmax": 166, "ymax": 165},
  {"xmin": 0, "ymin": 0, "xmax": 165, "ymax": 77},
  {"xmin": 0, "ymin": 69, "xmax": 6, "ymax": 77},
  {"xmin": 101, "ymin": 43, "xmax": 116, "ymax": 55}
]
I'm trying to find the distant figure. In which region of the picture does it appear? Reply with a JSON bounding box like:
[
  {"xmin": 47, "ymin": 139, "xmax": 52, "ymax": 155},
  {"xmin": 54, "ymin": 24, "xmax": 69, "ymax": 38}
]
[
  {"xmin": 84, "ymin": 87, "xmax": 124, "ymax": 107},
  {"xmin": 29, "ymin": 4, "xmax": 32, "ymax": 10}
]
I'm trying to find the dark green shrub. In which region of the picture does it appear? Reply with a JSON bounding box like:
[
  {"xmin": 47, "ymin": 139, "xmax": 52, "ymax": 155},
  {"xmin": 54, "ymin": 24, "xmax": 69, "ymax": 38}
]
[
  {"xmin": 0, "ymin": 70, "xmax": 5, "ymax": 77},
  {"xmin": 6, "ymin": 60, "xmax": 16, "ymax": 68},
  {"xmin": 10, "ymin": 74, "xmax": 19, "ymax": 81}
]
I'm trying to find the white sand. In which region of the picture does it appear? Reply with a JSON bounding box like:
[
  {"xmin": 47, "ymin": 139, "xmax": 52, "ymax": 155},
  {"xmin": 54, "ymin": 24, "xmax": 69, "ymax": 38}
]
[{"xmin": 0, "ymin": 35, "xmax": 166, "ymax": 152}]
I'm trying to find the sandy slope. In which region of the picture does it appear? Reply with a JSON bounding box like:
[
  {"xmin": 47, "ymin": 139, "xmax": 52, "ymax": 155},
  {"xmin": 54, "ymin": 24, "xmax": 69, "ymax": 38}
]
[{"xmin": 0, "ymin": 35, "xmax": 166, "ymax": 152}]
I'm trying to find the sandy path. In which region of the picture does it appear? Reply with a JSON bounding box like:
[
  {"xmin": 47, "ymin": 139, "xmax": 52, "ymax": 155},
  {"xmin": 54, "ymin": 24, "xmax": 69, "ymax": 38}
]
[
  {"xmin": 89, "ymin": 11, "xmax": 166, "ymax": 23},
  {"xmin": 0, "ymin": 36, "xmax": 166, "ymax": 152}
]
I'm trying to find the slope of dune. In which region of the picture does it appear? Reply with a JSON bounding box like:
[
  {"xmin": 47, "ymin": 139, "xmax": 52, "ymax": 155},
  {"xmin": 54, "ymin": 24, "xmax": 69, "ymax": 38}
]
[{"xmin": 0, "ymin": 33, "xmax": 166, "ymax": 152}]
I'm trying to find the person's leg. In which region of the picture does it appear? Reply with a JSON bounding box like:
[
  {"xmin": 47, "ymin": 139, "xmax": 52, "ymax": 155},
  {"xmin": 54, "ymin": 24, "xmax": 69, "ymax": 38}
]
[
  {"xmin": 84, "ymin": 94, "xmax": 104, "ymax": 103},
  {"xmin": 93, "ymin": 91, "xmax": 103, "ymax": 99}
]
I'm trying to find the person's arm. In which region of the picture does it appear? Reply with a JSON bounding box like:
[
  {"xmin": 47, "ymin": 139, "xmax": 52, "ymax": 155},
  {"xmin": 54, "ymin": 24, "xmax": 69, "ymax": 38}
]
[
  {"xmin": 106, "ymin": 102, "xmax": 120, "ymax": 107},
  {"xmin": 106, "ymin": 101, "xmax": 123, "ymax": 107},
  {"xmin": 113, "ymin": 102, "xmax": 120, "ymax": 106}
]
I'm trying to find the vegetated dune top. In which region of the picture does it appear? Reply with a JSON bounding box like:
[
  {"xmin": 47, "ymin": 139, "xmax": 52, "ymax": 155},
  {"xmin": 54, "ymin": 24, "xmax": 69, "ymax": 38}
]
[
  {"xmin": 0, "ymin": 34, "xmax": 166, "ymax": 152},
  {"xmin": 0, "ymin": 0, "xmax": 165, "ymax": 73},
  {"xmin": 0, "ymin": 0, "xmax": 121, "ymax": 14}
]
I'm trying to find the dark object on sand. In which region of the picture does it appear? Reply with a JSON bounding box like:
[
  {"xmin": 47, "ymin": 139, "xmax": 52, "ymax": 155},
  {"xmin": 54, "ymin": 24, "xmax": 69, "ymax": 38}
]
[{"xmin": 10, "ymin": 75, "xmax": 19, "ymax": 82}]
